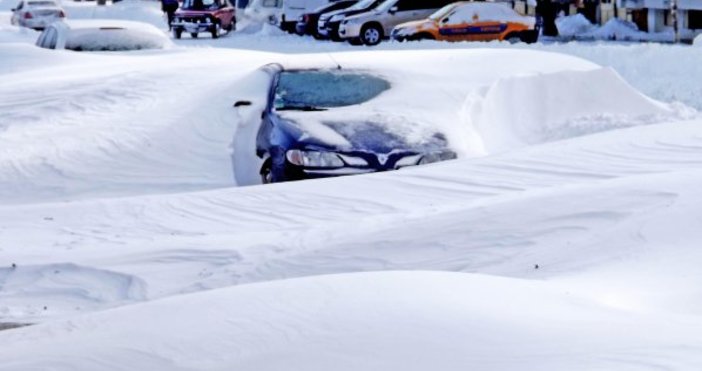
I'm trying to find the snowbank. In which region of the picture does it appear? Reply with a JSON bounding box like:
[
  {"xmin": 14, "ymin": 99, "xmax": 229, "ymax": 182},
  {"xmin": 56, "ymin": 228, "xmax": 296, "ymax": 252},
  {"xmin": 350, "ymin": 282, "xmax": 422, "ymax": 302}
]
[
  {"xmin": 0, "ymin": 23, "xmax": 39, "ymax": 44},
  {"xmin": 556, "ymin": 14, "xmax": 595, "ymax": 38},
  {"xmin": 461, "ymin": 67, "xmax": 686, "ymax": 154},
  {"xmin": 0, "ymin": 263, "xmax": 147, "ymax": 322},
  {"xmin": 1, "ymin": 271, "xmax": 701, "ymax": 371},
  {"xmin": 695, "ymin": 33, "xmax": 702, "ymax": 46}
]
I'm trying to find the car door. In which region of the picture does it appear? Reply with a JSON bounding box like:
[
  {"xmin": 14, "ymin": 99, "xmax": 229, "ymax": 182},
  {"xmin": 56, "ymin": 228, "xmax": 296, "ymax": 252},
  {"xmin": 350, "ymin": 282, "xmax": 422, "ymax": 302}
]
[
  {"xmin": 383, "ymin": 0, "xmax": 433, "ymax": 35},
  {"xmin": 438, "ymin": 5, "xmax": 506, "ymax": 42},
  {"xmin": 217, "ymin": 0, "xmax": 235, "ymax": 25}
]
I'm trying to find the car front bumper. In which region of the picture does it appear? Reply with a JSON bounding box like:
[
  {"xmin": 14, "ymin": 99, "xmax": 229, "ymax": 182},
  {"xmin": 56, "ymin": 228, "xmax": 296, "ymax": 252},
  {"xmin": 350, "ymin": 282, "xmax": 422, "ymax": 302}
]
[
  {"xmin": 171, "ymin": 21, "xmax": 215, "ymax": 33},
  {"xmin": 338, "ymin": 22, "xmax": 361, "ymax": 39}
]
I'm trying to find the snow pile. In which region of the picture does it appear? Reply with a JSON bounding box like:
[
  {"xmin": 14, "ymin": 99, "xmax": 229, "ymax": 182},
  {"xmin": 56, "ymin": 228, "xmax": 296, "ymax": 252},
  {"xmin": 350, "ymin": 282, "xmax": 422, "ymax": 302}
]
[
  {"xmin": 586, "ymin": 18, "xmax": 648, "ymax": 40},
  {"xmin": 0, "ymin": 23, "xmax": 39, "ymax": 43},
  {"xmin": 695, "ymin": 33, "xmax": 702, "ymax": 46},
  {"xmin": 0, "ymin": 263, "xmax": 147, "ymax": 322},
  {"xmin": 556, "ymin": 14, "xmax": 596, "ymax": 38},
  {"xmin": 2, "ymin": 271, "xmax": 701, "ymax": 371},
  {"xmin": 461, "ymin": 67, "xmax": 687, "ymax": 154},
  {"xmin": 63, "ymin": 0, "xmax": 167, "ymax": 30}
]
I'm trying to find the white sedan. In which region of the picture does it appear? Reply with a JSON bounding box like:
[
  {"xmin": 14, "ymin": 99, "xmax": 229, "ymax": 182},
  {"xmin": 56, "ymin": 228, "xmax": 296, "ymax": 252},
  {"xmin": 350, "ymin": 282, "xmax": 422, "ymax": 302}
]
[
  {"xmin": 36, "ymin": 20, "xmax": 173, "ymax": 51},
  {"xmin": 10, "ymin": 0, "xmax": 65, "ymax": 30}
]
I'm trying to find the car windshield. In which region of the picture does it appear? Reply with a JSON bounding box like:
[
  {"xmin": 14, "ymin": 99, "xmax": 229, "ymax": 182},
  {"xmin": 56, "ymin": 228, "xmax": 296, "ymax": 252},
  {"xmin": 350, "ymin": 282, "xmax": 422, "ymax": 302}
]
[
  {"xmin": 182, "ymin": 0, "xmax": 220, "ymax": 11},
  {"xmin": 28, "ymin": 1, "xmax": 56, "ymax": 6},
  {"xmin": 274, "ymin": 70, "xmax": 390, "ymax": 111},
  {"xmin": 429, "ymin": 3, "xmax": 458, "ymax": 20},
  {"xmin": 347, "ymin": 0, "xmax": 379, "ymax": 11}
]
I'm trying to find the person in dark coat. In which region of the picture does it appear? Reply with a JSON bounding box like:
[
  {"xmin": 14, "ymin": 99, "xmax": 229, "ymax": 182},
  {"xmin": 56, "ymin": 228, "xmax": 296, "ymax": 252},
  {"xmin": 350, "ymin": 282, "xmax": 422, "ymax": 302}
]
[
  {"xmin": 536, "ymin": 0, "xmax": 559, "ymax": 37},
  {"xmin": 162, "ymin": 0, "xmax": 179, "ymax": 30}
]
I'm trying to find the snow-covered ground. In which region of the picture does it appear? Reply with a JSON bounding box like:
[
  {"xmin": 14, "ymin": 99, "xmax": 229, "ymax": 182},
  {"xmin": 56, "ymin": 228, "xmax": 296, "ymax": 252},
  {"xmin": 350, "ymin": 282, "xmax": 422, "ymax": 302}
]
[{"xmin": 2, "ymin": 2, "xmax": 702, "ymax": 370}]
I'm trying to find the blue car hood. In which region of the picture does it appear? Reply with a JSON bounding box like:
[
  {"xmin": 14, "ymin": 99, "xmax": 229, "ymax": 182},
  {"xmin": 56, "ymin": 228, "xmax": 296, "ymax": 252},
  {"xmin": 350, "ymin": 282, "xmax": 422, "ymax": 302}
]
[{"xmin": 280, "ymin": 117, "xmax": 448, "ymax": 154}]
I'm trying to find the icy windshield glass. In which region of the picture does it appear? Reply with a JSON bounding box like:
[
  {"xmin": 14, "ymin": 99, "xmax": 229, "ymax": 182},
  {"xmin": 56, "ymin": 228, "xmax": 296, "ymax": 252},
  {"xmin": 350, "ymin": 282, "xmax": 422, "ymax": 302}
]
[
  {"xmin": 182, "ymin": 0, "xmax": 219, "ymax": 11},
  {"xmin": 274, "ymin": 70, "xmax": 390, "ymax": 111},
  {"xmin": 347, "ymin": 0, "xmax": 379, "ymax": 11},
  {"xmin": 429, "ymin": 3, "xmax": 457, "ymax": 20},
  {"xmin": 28, "ymin": 1, "xmax": 56, "ymax": 6}
]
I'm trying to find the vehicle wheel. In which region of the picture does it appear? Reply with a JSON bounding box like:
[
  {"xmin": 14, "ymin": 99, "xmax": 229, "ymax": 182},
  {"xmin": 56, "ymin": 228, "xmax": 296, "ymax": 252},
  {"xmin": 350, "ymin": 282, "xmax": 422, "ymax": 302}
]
[
  {"xmin": 224, "ymin": 20, "xmax": 233, "ymax": 32},
  {"xmin": 211, "ymin": 23, "xmax": 220, "ymax": 39},
  {"xmin": 191, "ymin": 32, "xmax": 198, "ymax": 38},
  {"xmin": 504, "ymin": 32, "xmax": 521, "ymax": 44},
  {"xmin": 260, "ymin": 160, "xmax": 273, "ymax": 184},
  {"xmin": 173, "ymin": 28, "xmax": 182, "ymax": 39},
  {"xmin": 520, "ymin": 30, "xmax": 539, "ymax": 44},
  {"xmin": 360, "ymin": 23, "xmax": 383, "ymax": 46}
]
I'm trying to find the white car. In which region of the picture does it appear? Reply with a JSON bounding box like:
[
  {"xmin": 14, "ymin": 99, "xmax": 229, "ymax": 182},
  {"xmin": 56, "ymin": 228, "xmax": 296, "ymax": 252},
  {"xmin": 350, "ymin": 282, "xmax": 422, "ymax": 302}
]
[
  {"xmin": 10, "ymin": 0, "xmax": 65, "ymax": 30},
  {"xmin": 35, "ymin": 20, "xmax": 172, "ymax": 51},
  {"xmin": 337, "ymin": 0, "xmax": 454, "ymax": 45}
]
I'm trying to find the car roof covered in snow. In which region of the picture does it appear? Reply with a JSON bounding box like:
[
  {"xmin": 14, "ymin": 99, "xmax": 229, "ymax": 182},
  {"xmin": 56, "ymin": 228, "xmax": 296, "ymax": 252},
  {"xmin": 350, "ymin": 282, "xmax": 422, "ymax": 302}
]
[{"xmin": 47, "ymin": 20, "xmax": 172, "ymax": 51}]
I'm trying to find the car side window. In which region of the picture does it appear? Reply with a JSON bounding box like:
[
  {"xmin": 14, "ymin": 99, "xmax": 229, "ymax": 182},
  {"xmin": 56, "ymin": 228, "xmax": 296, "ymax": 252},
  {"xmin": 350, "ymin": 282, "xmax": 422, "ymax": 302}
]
[{"xmin": 396, "ymin": 0, "xmax": 434, "ymax": 11}]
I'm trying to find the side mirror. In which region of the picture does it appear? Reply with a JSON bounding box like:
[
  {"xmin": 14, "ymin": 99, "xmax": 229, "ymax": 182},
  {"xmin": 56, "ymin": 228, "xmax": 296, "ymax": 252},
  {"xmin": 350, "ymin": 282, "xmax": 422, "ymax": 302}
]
[
  {"xmin": 441, "ymin": 17, "xmax": 449, "ymax": 24},
  {"xmin": 11, "ymin": 8, "xmax": 16, "ymax": 11},
  {"xmin": 233, "ymin": 100, "xmax": 252, "ymax": 107},
  {"xmin": 388, "ymin": 6, "xmax": 398, "ymax": 14}
]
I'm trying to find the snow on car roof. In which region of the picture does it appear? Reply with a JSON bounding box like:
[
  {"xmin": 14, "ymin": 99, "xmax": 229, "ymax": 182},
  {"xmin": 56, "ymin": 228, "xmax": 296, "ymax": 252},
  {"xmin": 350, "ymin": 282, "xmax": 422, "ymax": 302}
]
[
  {"xmin": 26, "ymin": 0, "xmax": 58, "ymax": 6},
  {"xmin": 53, "ymin": 19, "xmax": 171, "ymax": 51},
  {"xmin": 62, "ymin": 19, "xmax": 165, "ymax": 34}
]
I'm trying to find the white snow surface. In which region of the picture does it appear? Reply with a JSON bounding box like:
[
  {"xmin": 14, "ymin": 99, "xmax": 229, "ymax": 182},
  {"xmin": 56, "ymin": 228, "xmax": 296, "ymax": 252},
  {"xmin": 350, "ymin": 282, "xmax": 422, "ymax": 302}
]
[{"xmin": 2, "ymin": 6, "xmax": 702, "ymax": 369}]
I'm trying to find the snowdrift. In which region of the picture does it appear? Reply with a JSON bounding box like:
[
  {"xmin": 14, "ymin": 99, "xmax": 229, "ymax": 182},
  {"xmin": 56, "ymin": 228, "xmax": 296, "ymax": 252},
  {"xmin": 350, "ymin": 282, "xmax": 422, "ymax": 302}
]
[
  {"xmin": 1, "ymin": 271, "xmax": 701, "ymax": 371},
  {"xmin": 555, "ymin": 14, "xmax": 596, "ymax": 38},
  {"xmin": 460, "ymin": 67, "xmax": 685, "ymax": 154}
]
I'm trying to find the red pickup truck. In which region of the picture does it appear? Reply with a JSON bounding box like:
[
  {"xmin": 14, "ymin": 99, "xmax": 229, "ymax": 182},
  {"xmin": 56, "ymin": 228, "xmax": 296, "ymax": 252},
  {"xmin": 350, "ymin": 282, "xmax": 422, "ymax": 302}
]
[{"xmin": 171, "ymin": 0, "xmax": 235, "ymax": 39}]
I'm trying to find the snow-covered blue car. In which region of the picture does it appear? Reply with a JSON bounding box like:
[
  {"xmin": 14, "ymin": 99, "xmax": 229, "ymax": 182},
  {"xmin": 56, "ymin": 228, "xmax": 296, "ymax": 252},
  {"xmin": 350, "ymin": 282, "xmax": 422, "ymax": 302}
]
[{"xmin": 250, "ymin": 64, "xmax": 456, "ymax": 184}]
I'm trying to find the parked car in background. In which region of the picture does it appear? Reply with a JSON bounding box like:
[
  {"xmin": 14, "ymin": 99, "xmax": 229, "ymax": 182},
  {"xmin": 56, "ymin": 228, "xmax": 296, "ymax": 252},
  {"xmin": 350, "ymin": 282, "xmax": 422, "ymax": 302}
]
[
  {"xmin": 36, "ymin": 20, "xmax": 172, "ymax": 51},
  {"xmin": 10, "ymin": 0, "xmax": 65, "ymax": 30},
  {"xmin": 317, "ymin": 0, "xmax": 382, "ymax": 40},
  {"xmin": 338, "ymin": 0, "xmax": 455, "ymax": 45},
  {"xmin": 243, "ymin": 64, "xmax": 456, "ymax": 183},
  {"xmin": 244, "ymin": 0, "xmax": 282, "ymax": 25},
  {"xmin": 392, "ymin": 2, "xmax": 538, "ymax": 43},
  {"xmin": 279, "ymin": 0, "xmax": 330, "ymax": 32},
  {"xmin": 295, "ymin": 0, "xmax": 356, "ymax": 36},
  {"xmin": 171, "ymin": 0, "xmax": 236, "ymax": 39}
]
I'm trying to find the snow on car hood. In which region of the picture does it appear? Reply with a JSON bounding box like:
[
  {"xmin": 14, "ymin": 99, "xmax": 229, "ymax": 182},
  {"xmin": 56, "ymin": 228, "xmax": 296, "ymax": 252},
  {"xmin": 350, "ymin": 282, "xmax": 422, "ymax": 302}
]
[{"xmin": 279, "ymin": 108, "xmax": 449, "ymax": 153}]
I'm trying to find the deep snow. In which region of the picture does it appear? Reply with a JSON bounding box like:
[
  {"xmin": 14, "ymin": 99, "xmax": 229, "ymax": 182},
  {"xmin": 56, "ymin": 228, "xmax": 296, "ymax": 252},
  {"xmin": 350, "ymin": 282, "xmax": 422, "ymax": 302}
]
[{"xmin": 2, "ymin": 3, "xmax": 702, "ymax": 370}]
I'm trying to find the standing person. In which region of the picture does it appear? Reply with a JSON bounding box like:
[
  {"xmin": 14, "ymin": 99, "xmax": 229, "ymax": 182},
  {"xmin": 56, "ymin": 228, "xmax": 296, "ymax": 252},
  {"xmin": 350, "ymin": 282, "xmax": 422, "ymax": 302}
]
[
  {"xmin": 536, "ymin": 0, "xmax": 559, "ymax": 36},
  {"xmin": 162, "ymin": 0, "xmax": 179, "ymax": 30}
]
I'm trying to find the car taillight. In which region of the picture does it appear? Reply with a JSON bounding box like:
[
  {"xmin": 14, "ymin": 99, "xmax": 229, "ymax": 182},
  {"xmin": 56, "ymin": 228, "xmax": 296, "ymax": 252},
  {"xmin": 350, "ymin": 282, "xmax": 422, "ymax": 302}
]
[
  {"xmin": 59, "ymin": 10, "xmax": 65, "ymax": 17},
  {"xmin": 23, "ymin": 12, "xmax": 33, "ymax": 19}
]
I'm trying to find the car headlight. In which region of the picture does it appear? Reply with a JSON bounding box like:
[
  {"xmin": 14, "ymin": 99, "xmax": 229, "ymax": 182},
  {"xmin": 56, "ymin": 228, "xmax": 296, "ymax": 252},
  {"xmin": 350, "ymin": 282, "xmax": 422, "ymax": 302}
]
[
  {"xmin": 330, "ymin": 15, "xmax": 342, "ymax": 22},
  {"xmin": 418, "ymin": 151, "xmax": 457, "ymax": 165},
  {"xmin": 286, "ymin": 149, "xmax": 344, "ymax": 168}
]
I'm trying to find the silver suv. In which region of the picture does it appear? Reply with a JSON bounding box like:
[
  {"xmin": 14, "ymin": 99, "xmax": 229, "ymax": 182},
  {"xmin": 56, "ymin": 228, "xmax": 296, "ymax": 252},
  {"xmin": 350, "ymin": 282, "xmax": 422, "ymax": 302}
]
[{"xmin": 338, "ymin": 0, "xmax": 453, "ymax": 45}]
